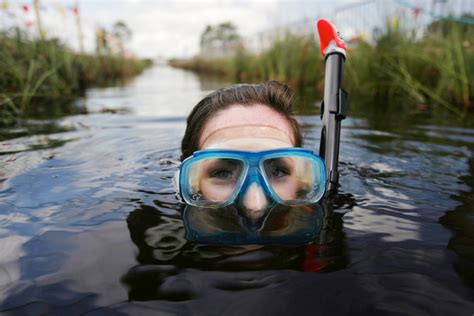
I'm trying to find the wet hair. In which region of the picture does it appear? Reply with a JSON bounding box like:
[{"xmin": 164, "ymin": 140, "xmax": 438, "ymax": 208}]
[{"xmin": 181, "ymin": 80, "xmax": 302, "ymax": 161}]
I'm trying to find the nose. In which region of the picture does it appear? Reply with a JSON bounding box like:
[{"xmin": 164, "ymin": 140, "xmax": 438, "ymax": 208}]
[{"xmin": 240, "ymin": 182, "xmax": 269, "ymax": 220}]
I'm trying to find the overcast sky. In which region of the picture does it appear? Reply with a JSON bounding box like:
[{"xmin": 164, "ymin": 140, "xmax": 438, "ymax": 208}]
[
  {"xmin": 4, "ymin": 0, "xmax": 470, "ymax": 58},
  {"xmin": 3, "ymin": 0, "xmax": 363, "ymax": 58}
]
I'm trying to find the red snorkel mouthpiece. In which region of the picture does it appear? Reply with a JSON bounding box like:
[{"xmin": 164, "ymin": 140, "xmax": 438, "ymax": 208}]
[{"xmin": 317, "ymin": 19, "xmax": 346, "ymax": 59}]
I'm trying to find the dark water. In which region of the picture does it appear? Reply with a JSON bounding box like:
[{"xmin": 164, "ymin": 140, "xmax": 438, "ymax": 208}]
[{"xmin": 0, "ymin": 65, "xmax": 473, "ymax": 315}]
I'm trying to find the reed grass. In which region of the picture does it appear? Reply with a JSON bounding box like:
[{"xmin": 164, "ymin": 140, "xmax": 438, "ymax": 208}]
[
  {"xmin": 0, "ymin": 28, "xmax": 152, "ymax": 126},
  {"xmin": 345, "ymin": 19, "xmax": 473, "ymax": 117},
  {"xmin": 170, "ymin": 19, "xmax": 473, "ymax": 118},
  {"xmin": 170, "ymin": 34, "xmax": 323, "ymax": 89}
]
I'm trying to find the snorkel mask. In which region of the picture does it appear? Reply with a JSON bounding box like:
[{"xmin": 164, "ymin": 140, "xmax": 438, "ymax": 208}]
[{"xmin": 176, "ymin": 147, "xmax": 327, "ymax": 209}]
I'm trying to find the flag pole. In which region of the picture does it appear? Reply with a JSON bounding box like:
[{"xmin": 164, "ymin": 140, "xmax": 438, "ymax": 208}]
[
  {"xmin": 33, "ymin": 0, "xmax": 45, "ymax": 39},
  {"xmin": 74, "ymin": 1, "xmax": 84, "ymax": 53}
]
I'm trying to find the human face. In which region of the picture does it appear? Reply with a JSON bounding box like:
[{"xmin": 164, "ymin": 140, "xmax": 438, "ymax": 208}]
[{"xmin": 198, "ymin": 104, "xmax": 297, "ymax": 219}]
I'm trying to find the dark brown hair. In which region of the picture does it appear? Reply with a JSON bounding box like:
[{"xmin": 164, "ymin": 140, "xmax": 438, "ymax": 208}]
[{"xmin": 181, "ymin": 81, "xmax": 302, "ymax": 160}]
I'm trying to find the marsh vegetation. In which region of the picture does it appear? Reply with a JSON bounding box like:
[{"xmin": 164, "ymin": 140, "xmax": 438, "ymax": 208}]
[
  {"xmin": 0, "ymin": 28, "xmax": 151, "ymax": 126},
  {"xmin": 170, "ymin": 19, "xmax": 473, "ymax": 120}
]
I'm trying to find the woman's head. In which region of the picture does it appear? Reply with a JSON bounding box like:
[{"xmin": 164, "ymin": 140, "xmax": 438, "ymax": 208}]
[
  {"xmin": 180, "ymin": 81, "xmax": 307, "ymax": 221},
  {"xmin": 181, "ymin": 81, "xmax": 302, "ymax": 160}
]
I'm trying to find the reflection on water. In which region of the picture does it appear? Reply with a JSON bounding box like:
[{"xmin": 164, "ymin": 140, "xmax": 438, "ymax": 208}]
[
  {"xmin": 126, "ymin": 201, "xmax": 346, "ymax": 268},
  {"xmin": 123, "ymin": 196, "xmax": 349, "ymax": 302},
  {"xmin": 85, "ymin": 65, "xmax": 221, "ymax": 117},
  {"xmin": 439, "ymin": 158, "xmax": 474, "ymax": 289},
  {"xmin": 182, "ymin": 203, "xmax": 326, "ymax": 245},
  {"xmin": 0, "ymin": 65, "xmax": 473, "ymax": 315}
]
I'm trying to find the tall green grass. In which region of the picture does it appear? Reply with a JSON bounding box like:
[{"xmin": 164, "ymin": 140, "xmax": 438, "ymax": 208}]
[
  {"xmin": 345, "ymin": 20, "xmax": 473, "ymax": 118},
  {"xmin": 170, "ymin": 34, "xmax": 323, "ymax": 89},
  {"xmin": 170, "ymin": 19, "xmax": 473, "ymax": 118},
  {"xmin": 0, "ymin": 28, "xmax": 152, "ymax": 126}
]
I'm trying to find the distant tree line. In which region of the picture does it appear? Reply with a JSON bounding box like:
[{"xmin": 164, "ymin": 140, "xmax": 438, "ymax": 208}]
[{"xmin": 200, "ymin": 22, "xmax": 241, "ymax": 58}]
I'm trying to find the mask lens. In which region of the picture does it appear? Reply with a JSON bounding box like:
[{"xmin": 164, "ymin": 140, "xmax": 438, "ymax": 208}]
[
  {"xmin": 186, "ymin": 158, "xmax": 244, "ymax": 205},
  {"xmin": 262, "ymin": 155, "xmax": 324, "ymax": 204}
]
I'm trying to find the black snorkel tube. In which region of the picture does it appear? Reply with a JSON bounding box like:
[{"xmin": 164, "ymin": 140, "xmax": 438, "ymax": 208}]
[{"xmin": 317, "ymin": 19, "xmax": 349, "ymax": 194}]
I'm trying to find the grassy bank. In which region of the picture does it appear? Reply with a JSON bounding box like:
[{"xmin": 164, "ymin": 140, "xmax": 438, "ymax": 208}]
[
  {"xmin": 0, "ymin": 29, "xmax": 152, "ymax": 126},
  {"xmin": 170, "ymin": 19, "xmax": 473, "ymax": 118},
  {"xmin": 170, "ymin": 35, "xmax": 323, "ymax": 89}
]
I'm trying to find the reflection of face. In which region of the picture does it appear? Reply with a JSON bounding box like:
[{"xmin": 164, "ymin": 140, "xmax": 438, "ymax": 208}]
[{"xmin": 198, "ymin": 104, "xmax": 297, "ymax": 218}]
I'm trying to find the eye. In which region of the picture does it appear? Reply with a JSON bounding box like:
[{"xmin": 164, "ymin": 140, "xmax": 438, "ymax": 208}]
[
  {"xmin": 268, "ymin": 166, "xmax": 290, "ymax": 178},
  {"xmin": 211, "ymin": 169, "xmax": 234, "ymax": 180},
  {"xmin": 264, "ymin": 158, "xmax": 292, "ymax": 179},
  {"xmin": 201, "ymin": 158, "xmax": 243, "ymax": 183}
]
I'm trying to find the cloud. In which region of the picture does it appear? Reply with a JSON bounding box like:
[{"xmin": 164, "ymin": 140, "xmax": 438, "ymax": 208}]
[
  {"xmin": 118, "ymin": 0, "xmax": 279, "ymax": 58},
  {"xmin": 32, "ymin": 0, "xmax": 282, "ymax": 58},
  {"xmin": 15, "ymin": 0, "xmax": 368, "ymax": 58}
]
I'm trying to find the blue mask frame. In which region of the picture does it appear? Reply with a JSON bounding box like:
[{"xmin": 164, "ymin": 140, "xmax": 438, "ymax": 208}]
[{"xmin": 178, "ymin": 147, "xmax": 327, "ymax": 207}]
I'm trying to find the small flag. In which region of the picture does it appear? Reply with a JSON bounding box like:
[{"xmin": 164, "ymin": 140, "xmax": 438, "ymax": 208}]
[
  {"xmin": 412, "ymin": 7, "xmax": 421, "ymax": 19},
  {"xmin": 390, "ymin": 16, "xmax": 399, "ymax": 29},
  {"xmin": 54, "ymin": 2, "xmax": 66, "ymax": 17},
  {"xmin": 0, "ymin": 1, "xmax": 9, "ymax": 10}
]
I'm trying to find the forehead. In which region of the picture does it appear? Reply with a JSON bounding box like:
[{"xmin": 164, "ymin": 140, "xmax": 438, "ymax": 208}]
[{"xmin": 199, "ymin": 104, "xmax": 296, "ymax": 150}]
